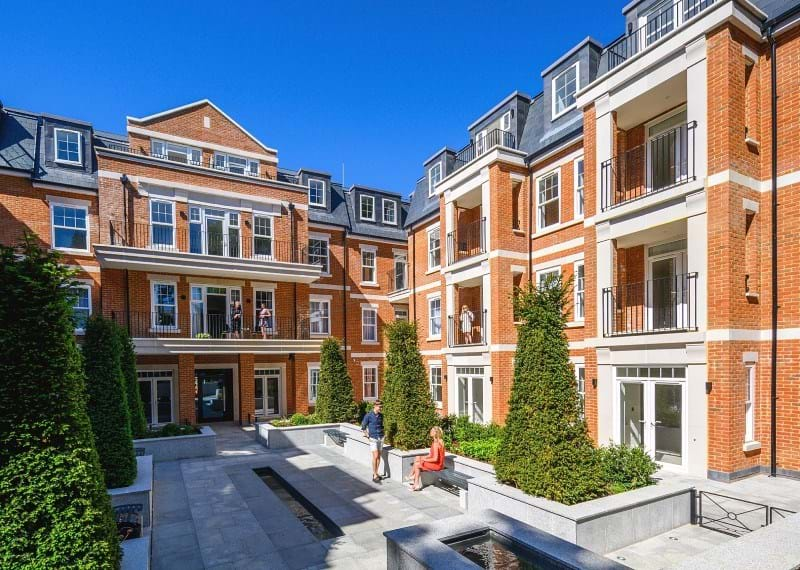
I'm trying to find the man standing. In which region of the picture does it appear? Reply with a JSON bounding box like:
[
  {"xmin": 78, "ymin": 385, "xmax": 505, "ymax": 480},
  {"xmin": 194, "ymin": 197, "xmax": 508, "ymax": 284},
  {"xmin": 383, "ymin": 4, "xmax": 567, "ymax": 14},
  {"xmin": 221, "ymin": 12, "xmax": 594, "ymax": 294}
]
[{"xmin": 361, "ymin": 400, "xmax": 385, "ymax": 483}]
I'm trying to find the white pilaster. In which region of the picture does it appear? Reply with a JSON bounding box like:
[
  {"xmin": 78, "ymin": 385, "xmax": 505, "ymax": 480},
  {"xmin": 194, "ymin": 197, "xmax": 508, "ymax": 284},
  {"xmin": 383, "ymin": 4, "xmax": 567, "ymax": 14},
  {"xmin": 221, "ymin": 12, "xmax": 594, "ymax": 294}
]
[
  {"xmin": 686, "ymin": 192, "xmax": 708, "ymax": 331},
  {"xmin": 596, "ymin": 227, "xmax": 614, "ymax": 339},
  {"xmin": 686, "ymin": 37, "xmax": 708, "ymax": 182}
]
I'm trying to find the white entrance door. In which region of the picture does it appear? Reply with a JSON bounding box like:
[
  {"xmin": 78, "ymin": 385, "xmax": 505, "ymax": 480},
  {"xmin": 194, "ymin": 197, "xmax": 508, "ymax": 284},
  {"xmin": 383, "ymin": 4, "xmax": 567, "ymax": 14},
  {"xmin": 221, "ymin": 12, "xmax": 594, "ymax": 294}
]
[
  {"xmin": 647, "ymin": 242, "xmax": 687, "ymax": 332},
  {"xmin": 255, "ymin": 368, "xmax": 281, "ymax": 417},
  {"xmin": 456, "ymin": 367, "xmax": 485, "ymax": 423},
  {"xmin": 617, "ymin": 366, "xmax": 686, "ymax": 470}
]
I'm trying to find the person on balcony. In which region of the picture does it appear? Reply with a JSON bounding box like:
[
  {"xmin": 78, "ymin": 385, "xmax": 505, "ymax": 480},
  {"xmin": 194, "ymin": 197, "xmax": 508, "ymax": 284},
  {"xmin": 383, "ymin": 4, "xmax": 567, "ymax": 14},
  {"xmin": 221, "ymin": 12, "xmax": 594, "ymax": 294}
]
[
  {"xmin": 231, "ymin": 301, "xmax": 243, "ymax": 339},
  {"xmin": 406, "ymin": 426, "xmax": 445, "ymax": 491},
  {"xmin": 460, "ymin": 304, "xmax": 475, "ymax": 344},
  {"xmin": 258, "ymin": 303, "xmax": 272, "ymax": 339}
]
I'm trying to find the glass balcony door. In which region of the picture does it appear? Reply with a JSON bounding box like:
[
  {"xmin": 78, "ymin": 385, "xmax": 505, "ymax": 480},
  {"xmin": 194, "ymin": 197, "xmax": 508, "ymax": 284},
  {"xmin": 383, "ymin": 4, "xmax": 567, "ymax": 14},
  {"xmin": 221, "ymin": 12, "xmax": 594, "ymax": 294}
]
[
  {"xmin": 456, "ymin": 367, "xmax": 485, "ymax": 423},
  {"xmin": 647, "ymin": 243, "xmax": 687, "ymax": 331},
  {"xmin": 255, "ymin": 369, "xmax": 281, "ymax": 417},
  {"xmin": 647, "ymin": 110, "xmax": 688, "ymax": 193},
  {"xmin": 190, "ymin": 285, "xmax": 241, "ymax": 339}
]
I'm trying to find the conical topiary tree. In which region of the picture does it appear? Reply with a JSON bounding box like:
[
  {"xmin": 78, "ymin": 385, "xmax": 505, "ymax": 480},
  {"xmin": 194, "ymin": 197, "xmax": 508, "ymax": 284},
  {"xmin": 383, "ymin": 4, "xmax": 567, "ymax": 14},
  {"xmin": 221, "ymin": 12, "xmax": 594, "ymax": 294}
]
[
  {"xmin": 382, "ymin": 320, "xmax": 437, "ymax": 450},
  {"xmin": 0, "ymin": 234, "xmax": 120, "ymax": 568},
  {"xmin": 84, "ymin": 315, "xmax": 137, "ymax": 489},
  {"xmin": 494, "ymin": 277, "xmax": 605, "ymax": 505},
  {"xmin": 315, "ymin": 337, "xmax": 355, "ymax": 422},
  {"xmin": 118, "ymin": 323, "xmax": 147, "ymax": 438}
]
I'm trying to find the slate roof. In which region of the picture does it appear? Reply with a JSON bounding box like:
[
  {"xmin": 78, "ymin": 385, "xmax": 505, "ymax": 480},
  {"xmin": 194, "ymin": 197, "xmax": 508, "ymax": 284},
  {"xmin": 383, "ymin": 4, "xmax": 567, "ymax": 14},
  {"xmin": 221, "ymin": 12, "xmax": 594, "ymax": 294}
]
[
  {"xmin": 404, "ymin": 176, "xmax": 439, "ymax": 228},
  {"xmin": 307, "ymin": 182, "xmax": 351, "ymax": 228},
  {"xmin": 344, "ymin": 186, "xmax": 408, "ymax": 241},
  {"xmin": 0, "ymin": 108, "xmax": 37, "ymax": 172}
]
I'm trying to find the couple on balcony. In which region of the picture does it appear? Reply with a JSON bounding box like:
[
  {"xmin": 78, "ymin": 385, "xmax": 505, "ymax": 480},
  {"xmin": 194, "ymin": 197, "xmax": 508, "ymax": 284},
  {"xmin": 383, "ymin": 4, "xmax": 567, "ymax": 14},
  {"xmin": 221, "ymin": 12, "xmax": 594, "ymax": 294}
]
[{"xmin": 228, "ymin": 301, "xmax": 273, "ymax": 339}]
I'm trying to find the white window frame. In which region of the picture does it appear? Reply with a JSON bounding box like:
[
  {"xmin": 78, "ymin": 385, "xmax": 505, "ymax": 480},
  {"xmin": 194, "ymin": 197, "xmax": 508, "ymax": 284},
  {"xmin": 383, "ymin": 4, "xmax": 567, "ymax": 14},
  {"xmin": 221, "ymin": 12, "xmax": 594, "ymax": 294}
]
[
  {"xmin": 552, "ymin": 61, "xmax": 579, "ymax": 119},
  {"xmin": 428, "ymin": 162, "xmax": 442, "ymax": 197},
  {"xmin": 151, "ymin": 280, "xmax": 178, "ymax": 331},
  {"xmin": 308, "ymin": 178, "xmax": 326, "ymax": 207},
  {"xmin": 360, "ymin": 195, "xmax": 375, "ymax": 221},
  {"xmin": 308, "ymin": 234, "xmax": 330, "ymax": 275},
  {"xmin": 151, "ymin": 139, "xmax": 202, "ymax": 165},
  {"xmin": 430, "ymin": 365, "xmax": 443, "ymax": 407},
  {"xmin": 428, "ymin": 295, "xmax": 442, "ymax": 340},
  {"xmin": 537, "ymin": 266, "xmax": 561, "ymax": 289},
  {"xmin": 308, "ymin": 364, "xmax": 320, "ymax": 404},
  {"xmin": 574, "ymin": 157, "xmax": 585, "ymax": 219},
  {"xmin": 361, "ymin": 306, "xmax": 378, "ymax": 343},
  {"xmin": 501, "ymin": 111, "xmax": 512, "ymax": 132},
  {"xmin": 536, "ymin": 169, "xmax": 561, "ymax": 231},
  {"xmin": 137, "ymin": 370, "xmax": 175, "ymax": 425},
  {"xmin": 745, "ymin": 364, "xmax": 756, "ymax": 443},
  {"xmin": 394, "ymin": 307, "xmax": 409, "ymax": 321},
  {"xmin": 476, "ymin": 129, "xmax": 488, "ymax": 155},
  {"xmin": 427, "ymin": 225, "xmax": 441, "ymax": 270},
  {"xmin": 70, "ymin": 283, "xmax": 92, "ymax": 334},
  {"xmin": 362, "ymin": 363, "xmax": 379, "ymax": 401},
  {"xmin": 574, "ymin": 261, "xmax": 585, "ymax": 321},
  {"xmin": 310, "ymin": 296, "xmax": 331, "ymax": 336},
  {"xmin": 213, "ymin": 152, "xmax": 260, "ymax": 176},
  {"xmin": 54, "ymin": 128, "xmax": 82, "ymax": 165},
  {"xmin": 575, "ymin": 364, "xmax": 586, "ymax": 419},
  {"xmin": 50, "ymin": 200, "xmax": 90, "ymax": 253},
  {"xmin": 253, "ymin": 214, "xmax": 274, "ymax": 259},
  {"xmin": 360, "ymin": 247, "xmax": 377, "ymax": 285},
  {"xmin": 149, "ymin": 199, "xmax": 176, "ymax": 249},
  {"xmin": 383, "ymin": 199, "xmax": 397, "ymax": 225}
]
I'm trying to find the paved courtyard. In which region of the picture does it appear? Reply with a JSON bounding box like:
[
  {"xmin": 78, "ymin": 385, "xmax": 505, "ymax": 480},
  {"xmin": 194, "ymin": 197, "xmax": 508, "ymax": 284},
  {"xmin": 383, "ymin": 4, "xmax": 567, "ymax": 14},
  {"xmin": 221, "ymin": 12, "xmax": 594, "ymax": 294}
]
[{"xmin": 151, "ymin": 424, "xmax": 462, "ymax": 569}]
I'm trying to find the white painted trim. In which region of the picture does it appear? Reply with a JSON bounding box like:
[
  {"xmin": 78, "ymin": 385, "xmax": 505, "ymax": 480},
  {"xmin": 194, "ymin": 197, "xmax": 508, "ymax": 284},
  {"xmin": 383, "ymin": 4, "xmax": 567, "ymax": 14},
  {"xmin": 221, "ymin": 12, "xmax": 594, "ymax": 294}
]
[
  {"xmin": 535, "ymin": 167, "xmax": 561, "ymax": 233},
  {"xmin": 131, "ymin": 176, "xmax": 288, "ymax": 208},
  {"xmin": 49, "ymin": 198, "xmax": 90, "ymax": 254},
  {"xmin": 308, "ymin": 178, "xmax": 326, "ymax": 207},
  {"xmin": 532, "ymin": 237, "xmax": 584, "ymax": 260},
  {"xmin": 307, "ymin": 362, "xmax": 321, "ymax": 403},
  {"xmin": 530, "ymin": 148, "xmax": 584, "ymax": 180},
  {"xmin": 361, "ymin": 362, "xmax": 380, "ymax": 401},
  {"xmin": 34, "ymin": 183, "xmax": 97, "ymax": 196},
  {"xmin": 533, "ymin": 252, "xmax": 583, "ymax": 272},
  {"xmin": 382, "ymin": 198, "xmax": 398, "ymax": 225},
  {"xmin": 0, "ymin": 169, "xmax": 32, "ymax": 178},
  {"xmin": 65, "ymin": 263, "xmax": 101, "ymax": 274},
  {"xmin": 488, "ymin": 249, "xmax": 528, "ymax": 261},
  {"xmin": 310, "ymin": 283, "xmax": 350, "ymax": 291},
  {"xmin": 552, "ymin": 61, "xmax": 580, "ymax": 120},
  {"xmin": 428, "ymin": 162, "xmax": 443, "ymax": 197},
  {"xmin": 359, "ymin": 194, "xmax": 376, "ymax": 221},
  {"xmin": 53, "ymin": 128, "xmax": 83, "ymax": 166},
  {"xmin": 414, "ymin": 281, "xmax": 441, "ymax": 293},
  {"xmin": 351, "ymin": 293, "xmax": 389, "ymax": 301}
]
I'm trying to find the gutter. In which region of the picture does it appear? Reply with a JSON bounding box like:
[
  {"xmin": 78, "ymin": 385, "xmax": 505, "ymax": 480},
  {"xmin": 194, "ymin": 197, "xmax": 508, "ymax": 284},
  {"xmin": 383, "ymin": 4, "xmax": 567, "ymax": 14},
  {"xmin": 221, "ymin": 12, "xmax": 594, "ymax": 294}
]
[{"xmin": 342, "ymin": 228, "xmax": 348, "ymax": 359}]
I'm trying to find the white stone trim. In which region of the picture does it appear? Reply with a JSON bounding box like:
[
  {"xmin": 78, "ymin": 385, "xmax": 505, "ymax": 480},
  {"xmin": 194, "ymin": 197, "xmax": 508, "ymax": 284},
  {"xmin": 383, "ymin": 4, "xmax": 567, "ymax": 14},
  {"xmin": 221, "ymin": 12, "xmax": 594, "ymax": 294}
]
[
  {"xmin": 127, "ymin": 126, "xmax": 277, "ymax": 163},
  {"xmin": 532, "ymin": 237, "xmax": 584, "ymax": 260}
]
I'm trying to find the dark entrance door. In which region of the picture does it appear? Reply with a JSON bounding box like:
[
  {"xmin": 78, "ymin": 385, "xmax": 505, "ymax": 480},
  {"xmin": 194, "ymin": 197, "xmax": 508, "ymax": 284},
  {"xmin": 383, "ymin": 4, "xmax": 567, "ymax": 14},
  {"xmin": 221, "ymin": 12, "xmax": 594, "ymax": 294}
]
[{"xmin": 195, "ymin": 369, "xmax": 233, "ymax": 422}]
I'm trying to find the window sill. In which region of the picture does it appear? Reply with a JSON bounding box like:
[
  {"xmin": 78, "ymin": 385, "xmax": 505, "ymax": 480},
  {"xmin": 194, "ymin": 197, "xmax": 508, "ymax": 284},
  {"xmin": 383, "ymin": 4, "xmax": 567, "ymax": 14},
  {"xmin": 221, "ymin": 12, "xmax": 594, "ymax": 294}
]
[
  {"xmin": 360, "ymin": 282, "xmax": 379, "ymax": 288},
  {"xmin": 435, "ymin": 402, "xmax": 443, "ymax": 409},
  {"xmin": 311, "ymin": 332, "xmax": 330, "ymax": 338},
  {"xmin": 426, "ymin": 336, "xmax": 442, "ymax": 342},
  {"xmin": 53, "ymin": 247, "xmax": 91, "ymax": 255},
  {"xmin": 361, "ymin": 340, "xmax": 380, "ymax": 345},
  {"xmin": 743, "ymin": 440, "xmax": 761, "ymax": 452},
  {"xmin": 426, "ymin": 267, "xmax": 441, "ymax": 275},
  {"xmin": 150, "ymin": 328, "xmax": 181, "ymax": 334},
  {"xmin": 512, "ymin": 229, "xmax": 526, "ymax": 236},
  {"xmin": 55, "ymin": 158, "xmax": 83, "ymax": 167},
  {"xmin": 566, "ymin": 320, "xmax": 585, "ymax": 328}
]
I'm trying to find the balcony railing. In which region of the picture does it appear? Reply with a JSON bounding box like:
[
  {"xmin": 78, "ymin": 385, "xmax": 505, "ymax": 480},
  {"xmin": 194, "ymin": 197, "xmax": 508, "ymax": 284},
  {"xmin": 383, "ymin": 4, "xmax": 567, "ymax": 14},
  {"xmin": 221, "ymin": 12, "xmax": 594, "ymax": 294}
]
[
  {"xmin": 602, "ymin": 272, "xmax": 698, "ymax": 337},
  {"xmin": 108, "ymin": 221, "xmax": 307, "ymax": 264},
  {"xmin": 447, "ymin": 218, "xmax": 486, "ymax": 265},
  {"xmin": 601, "ymin": 0, "xmax": 716, "ymax": 73},
  {"xmin": 454, "ymin": 129, "xmax": 515, "ymax": 169},
  {"xmin": 388, "ymin": 266, "xmax": 408, "ymax": 293},
  {"xmin": 113, "ymin": 311, "xmax": 311, "ymax": 340},
  {"xmin": 99, "ymin": 141, "xmax": 299, "ymax": 184},
  {"xmin": 448, "ymin": 308, "xmax": 487, "ymax": 347},
  {"xmin": 601, "ymin": 121, "xmax": 696, "ymax": 212}
]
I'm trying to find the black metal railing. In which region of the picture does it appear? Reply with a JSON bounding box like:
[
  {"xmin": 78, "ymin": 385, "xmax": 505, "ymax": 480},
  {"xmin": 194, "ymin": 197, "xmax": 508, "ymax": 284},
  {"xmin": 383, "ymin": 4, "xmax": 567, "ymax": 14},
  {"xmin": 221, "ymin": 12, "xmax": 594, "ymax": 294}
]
[
  {"xmin": 770, "ymin": 506, "xmax": 797, "ymax": 523},
  {"xmin": 454, "ymin": 129, "xmax": 515, "ymax": 169},
  {"xmin": 108, "ymin": 221, "xmax": 307, "ymax": 264},
  {"xmin": 602, "ymin": 272, "xmax": 698, "ymax": 337},
  {"xmin": 448, "ymin": 308, "xmax": 487, "ymax": 347},
  {"xmin": 388, "ymin": 266, "xmax": 408, "ymax": 293},
  {"xmin": 601, "ymin": 0, "xmax": 716, "ymax": 72},
  {"xmin": 447, "ymin": 218, "xmax": 486, "ymax": 265},
  {"xmin": 601, "ymin": 122, "xmax": 696, "ymax": 211},
  {"xmin": 99, "ymin": 141, "xmax": 300, "ymax": 184},
  {"xmin": 113, "ymin": 311, "xmax": 311, "ymax": 340},
  {"xmin": 698, "ymin": 492, "xmax": 769, "ymax": 537}
]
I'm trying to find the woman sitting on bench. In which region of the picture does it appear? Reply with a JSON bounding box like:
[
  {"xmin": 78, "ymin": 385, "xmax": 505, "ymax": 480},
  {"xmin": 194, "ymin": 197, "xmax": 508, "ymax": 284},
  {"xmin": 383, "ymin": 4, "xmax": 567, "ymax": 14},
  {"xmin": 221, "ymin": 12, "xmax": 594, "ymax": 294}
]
[{"xmin": 407, "ymin": 426, "xmax": 445, "ymax": 491}]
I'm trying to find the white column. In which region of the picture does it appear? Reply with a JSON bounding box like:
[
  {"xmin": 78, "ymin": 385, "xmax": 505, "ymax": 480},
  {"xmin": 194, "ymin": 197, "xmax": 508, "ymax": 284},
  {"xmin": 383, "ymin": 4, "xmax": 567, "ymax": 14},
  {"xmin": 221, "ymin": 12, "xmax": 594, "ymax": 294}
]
[
  {"xmin": 482, "ymin": 272, "xmax": 491, "ymax": 345},
  {"xmin": 481, "ymin": 170, "xmax": 491, "ymax": 253},
  {"xmin": 595, "ymin": 94, "xmax": 613, "ymax": 215},
  {"xmin": 596, "ymin": 223, "xmax": 614, "ymax": 338},
  {"xmin": 445, "ymin": 201, "xmax": 455, "ymax": 265},
  {"xmin": 686, "ymin": 37, "xmax": 708, "ymax": 181},
  {"xmin": 686, "ymin": 192, "xmax": 707, "ymax": 331}
]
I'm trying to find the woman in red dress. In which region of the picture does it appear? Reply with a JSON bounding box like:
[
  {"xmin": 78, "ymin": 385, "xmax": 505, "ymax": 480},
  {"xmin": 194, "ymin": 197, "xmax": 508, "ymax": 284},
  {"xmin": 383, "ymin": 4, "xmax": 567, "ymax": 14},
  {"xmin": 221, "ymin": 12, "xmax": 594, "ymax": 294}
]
[{"xmin": 407, "ymin": 426, "xmax": 445, "ymax": 491}]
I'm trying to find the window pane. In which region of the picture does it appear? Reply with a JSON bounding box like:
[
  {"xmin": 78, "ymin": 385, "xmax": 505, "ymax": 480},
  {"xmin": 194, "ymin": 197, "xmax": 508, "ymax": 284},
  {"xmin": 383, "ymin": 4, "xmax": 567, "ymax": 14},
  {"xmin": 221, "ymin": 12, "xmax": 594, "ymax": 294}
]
[
  {"xmin": 139, "ymin": 381, "xmax": 153, "ymax": 425},
  {"xmin": 56, "ymin": 130, "xmax": 80, "ymax": 162},
  {"xmin": 308, "ymin": 239, "xmax": 329, "ymax": 273},
  {"xmin": 156, "ymin": 380, "xmax": 172, "ymax": 423},
  {"xmin": 70, "ymin": 287, "xmax": 90, "ymax": 330}
]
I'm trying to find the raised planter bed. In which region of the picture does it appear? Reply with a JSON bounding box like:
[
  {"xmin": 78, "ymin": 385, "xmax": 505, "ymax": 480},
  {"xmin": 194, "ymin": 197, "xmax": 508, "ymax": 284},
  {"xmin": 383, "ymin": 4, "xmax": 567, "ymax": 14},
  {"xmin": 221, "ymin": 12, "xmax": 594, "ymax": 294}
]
[
  {"xmin": 109, "ymin": 455, "xmax": 153, "ymax": 529},
  {"xmin": 256, "ymin": 421, "xmax": 340, "ymax": 449},
  {"xmin": 468, "ymin": 476, "xmax": 694, "ymax": 554},
  {"xmin": 133, "ymin": 426, "xmax": 216, "ymax": 463}
]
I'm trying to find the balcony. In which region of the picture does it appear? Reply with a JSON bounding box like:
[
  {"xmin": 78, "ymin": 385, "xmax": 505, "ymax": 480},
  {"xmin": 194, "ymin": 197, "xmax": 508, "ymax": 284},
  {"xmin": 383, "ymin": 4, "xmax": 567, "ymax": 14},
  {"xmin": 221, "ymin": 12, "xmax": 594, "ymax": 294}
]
[
  {"xmin": 600, "ymin": 0, "xmax": 716, "ymax": 73},
  {"xmin": 602, "ymin": 273, "xmax": 698, "ymax": 337},
  {"xmin": 447, "ymin": 218, "xmax": 486, "ymax": 265},
  {"xmin": 453, "ymin": 129, "xmax": 515, "ymax": 169},
  {"xmin": 448, "ymin": 308, "xmax": 487, "ymax": 348},
  {"xmin": 94, "ymin": 221, "xmax": 322, "ymax": 283},
  {"xmin": 600, "ymin": 122, "xmax": 696, "ymax": 212}
]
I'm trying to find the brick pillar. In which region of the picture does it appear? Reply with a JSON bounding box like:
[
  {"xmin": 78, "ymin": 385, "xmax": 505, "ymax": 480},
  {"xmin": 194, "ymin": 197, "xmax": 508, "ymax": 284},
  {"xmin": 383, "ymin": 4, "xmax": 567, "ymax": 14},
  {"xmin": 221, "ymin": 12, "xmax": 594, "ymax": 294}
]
[
  {"xmin": 178, "ymin": 353, "xmax": 196, "ymax": 425},
  {"xmin": 239, "ymin": 353, "xmax": 255, "ymax": 424}
]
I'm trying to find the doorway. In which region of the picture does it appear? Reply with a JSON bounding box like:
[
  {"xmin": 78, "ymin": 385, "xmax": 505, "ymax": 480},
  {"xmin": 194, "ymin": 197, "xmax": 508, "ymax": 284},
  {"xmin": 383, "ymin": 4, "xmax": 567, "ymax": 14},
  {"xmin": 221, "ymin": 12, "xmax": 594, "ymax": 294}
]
[
  {"xmin": 456, "ymin": 367, "xmax": 485, "ymax": 423},
  {"xmin": 647, "ymin": 240, "xmax": 687, "ymax": 331},
  {"xmin": 255, "ymin": 368, "xmax": 282, "ymax": 417},
  {"xmin": 195, "ymin": 369, "xmax": 234, "ymax": 422}
]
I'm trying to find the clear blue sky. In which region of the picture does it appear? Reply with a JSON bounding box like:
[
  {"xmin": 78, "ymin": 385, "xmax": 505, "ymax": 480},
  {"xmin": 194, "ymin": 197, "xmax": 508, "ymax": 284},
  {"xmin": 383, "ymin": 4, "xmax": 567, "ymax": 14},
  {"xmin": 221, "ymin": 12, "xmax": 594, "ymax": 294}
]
[{"xmin": 1, "ymin": 1, "xmax": 621, "ymax": 196}]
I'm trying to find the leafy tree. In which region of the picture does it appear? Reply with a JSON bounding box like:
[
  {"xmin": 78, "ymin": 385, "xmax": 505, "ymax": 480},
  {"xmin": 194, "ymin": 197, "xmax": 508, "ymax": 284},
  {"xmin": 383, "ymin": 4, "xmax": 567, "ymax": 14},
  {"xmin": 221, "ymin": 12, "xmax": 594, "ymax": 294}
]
[
  {"xmin": 83, "ymin": 315, "xmax": 137, "ymax": 489},
  {"xmin": 495, "ymin": 277, "xmax": 605, "ymax": 505},
  {"xmin": 117, "ymin": 324, "xmax": 147, "ymax": 438},
  {"xmin": 382, "ymin": 321, "xmax": 437, "ymax": 450},
  {"xmin": 0, "ymin": 234, "xmax": 120, "ymax": 568},
  {"xmin": 314, "ymin": 337, "xmax": 355, "ymax": 422}
]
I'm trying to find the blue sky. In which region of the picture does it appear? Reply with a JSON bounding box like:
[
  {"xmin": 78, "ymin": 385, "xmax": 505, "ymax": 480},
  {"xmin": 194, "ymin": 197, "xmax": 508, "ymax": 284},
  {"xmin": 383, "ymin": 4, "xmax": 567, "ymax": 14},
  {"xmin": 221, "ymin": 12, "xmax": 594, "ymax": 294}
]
[{"xmin": 1, "ymin": 1, "xmax": 621, "ymax": 196}]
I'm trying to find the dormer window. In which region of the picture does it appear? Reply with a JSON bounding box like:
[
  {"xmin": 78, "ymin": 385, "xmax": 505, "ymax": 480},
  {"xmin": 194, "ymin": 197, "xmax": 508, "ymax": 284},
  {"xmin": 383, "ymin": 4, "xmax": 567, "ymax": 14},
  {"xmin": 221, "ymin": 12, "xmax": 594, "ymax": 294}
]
[
  {"xmin": 360, "ymin": 195, "xmax": 375, "ymax": 221},
  {"xmin": 383, "ymin": 200, "xmax": 397, "ymax": 225},
  {"xmin": 553, "ymin": 62, "xmax": 579, "ymax": 119},
  {"xmin": 428, "ymin": 163, "xmax": 442, "ymax": 197},
  {"xmin": 213, "ymin": 152, "xmax": 259, "ymax": 176},
  {"xmin": 54, "ymin": 129, "xmax": 81, "ymax": 165},
  {"xmin": 309, "ymin": 179, "xmax": 326, "ymax": 207},
  {"xmin": 151, "ymin": 139, "xmax": 202, "ymax": 165},
  {"xmin": 501, "ymin": 111, "xmax": 512, "ymax": 132}
]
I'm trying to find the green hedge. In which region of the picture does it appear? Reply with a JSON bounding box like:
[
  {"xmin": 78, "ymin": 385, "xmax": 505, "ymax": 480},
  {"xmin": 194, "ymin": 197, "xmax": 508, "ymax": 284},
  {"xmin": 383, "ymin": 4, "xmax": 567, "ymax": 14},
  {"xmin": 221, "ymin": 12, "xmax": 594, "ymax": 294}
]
[
  {"xmin": 0, "ymin": 235, "xmax": 120, "ymax": 568},
  {"xmin": 315, "ymin": 338, "xmax": 356, "ymax": 422},
  {"xmin": 142, "ymin": 423, "xmax": 201, "ymax": 439},
  {"xmin": 83, "ymin": 315, "xmax": 137, "ymax": 489},
  {"xmin": 117, "ymin": 324, "xmax": 147, "ymax": 438},
  {"xmin": 599, "ymin": 443, "xmax": 659, "ymax": 493}
]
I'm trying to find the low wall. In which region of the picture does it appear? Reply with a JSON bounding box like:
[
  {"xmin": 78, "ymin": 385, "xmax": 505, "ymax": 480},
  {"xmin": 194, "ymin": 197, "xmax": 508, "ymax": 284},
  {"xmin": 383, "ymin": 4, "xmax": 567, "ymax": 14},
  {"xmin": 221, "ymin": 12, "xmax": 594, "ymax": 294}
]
[
  {"xmin": 453, "ymin": 454, "xmax": 495, "ymax": 479},
  {"xmin": 110, "ymin": 455, "xmax": 153, "ymax": 529},
  {"xmin": 468, "ymin": 477, "xmax": 694, "ymax": 554},
  {"xmin": 133, "ymin": 426, "xmax": 216, "ymax": 463},
  {"xmin": 256, "ymin": 422, "xmax": 340, "ymax": 449}
]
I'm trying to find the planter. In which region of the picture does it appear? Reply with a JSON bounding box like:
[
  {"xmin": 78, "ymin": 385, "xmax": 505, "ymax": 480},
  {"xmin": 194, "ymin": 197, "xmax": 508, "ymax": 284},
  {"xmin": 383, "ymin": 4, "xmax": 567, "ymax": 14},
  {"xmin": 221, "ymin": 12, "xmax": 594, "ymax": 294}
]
[
  {"xmin": 121, "ymin": 535, "xmax": 150, "ymax": 570},
  {"xmin": 467, "ymin": 476, "xmax": 694, "ymax": 554},
  {"xmin": 452, "ymin": 454, "xmax": 495, "ymax": 479},
  {"xmin": 133, "ymin": 426, "xmax": 216, "ymax": 463},
  {"xmin": 256, "ymin": 421, "xmax": 340, "ymax": 449},
  {"xmin": 109, "ymin": 455, "xmax": 153, "ymax": 530}
]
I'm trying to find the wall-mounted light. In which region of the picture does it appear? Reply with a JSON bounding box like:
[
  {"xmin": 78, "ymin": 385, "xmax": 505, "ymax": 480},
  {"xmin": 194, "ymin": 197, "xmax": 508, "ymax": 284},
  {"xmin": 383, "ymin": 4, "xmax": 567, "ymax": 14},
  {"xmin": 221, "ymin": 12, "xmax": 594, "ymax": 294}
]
[
  {"xmin": 705, "ymin": 382, "xmax": 713, "ymax": 394},
  {"xmin": 592, "ymin": 378, "xmax": 597, "ymax": 389},
  {"xmin": 489, "ymin": 376, "xmax": 494, "ymax": 385}
]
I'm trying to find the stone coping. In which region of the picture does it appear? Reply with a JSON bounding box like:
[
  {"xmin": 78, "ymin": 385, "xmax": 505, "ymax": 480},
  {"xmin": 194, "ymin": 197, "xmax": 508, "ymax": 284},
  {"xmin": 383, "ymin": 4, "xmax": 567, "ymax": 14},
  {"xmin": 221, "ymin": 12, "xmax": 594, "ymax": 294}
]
[
  {"xmin": 384, "ymin": 508, "xmax": 626, "ymax": 570},
  {"xmin": 468, "ymin": 476, "xmax": 694, "ymax": 523},
  {"xmin": 109, "ymin": 455, "xmax": 153, "ymax": 496},
  {"xmin": 134, "ymin": 425, "xmax": 215, "ymax": 443},
  {"xmin": 258, "ymin": 421, "xmax": 341, "ymax": 432}
]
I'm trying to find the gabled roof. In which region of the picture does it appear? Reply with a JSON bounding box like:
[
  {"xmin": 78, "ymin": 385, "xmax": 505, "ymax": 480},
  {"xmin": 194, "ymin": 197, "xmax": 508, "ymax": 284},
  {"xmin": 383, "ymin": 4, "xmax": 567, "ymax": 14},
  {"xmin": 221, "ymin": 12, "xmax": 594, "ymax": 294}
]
[{"xmin": 127, "ymin": 99, "xmax": 278, "ymax": 154}]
